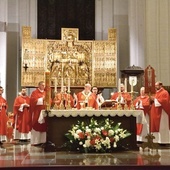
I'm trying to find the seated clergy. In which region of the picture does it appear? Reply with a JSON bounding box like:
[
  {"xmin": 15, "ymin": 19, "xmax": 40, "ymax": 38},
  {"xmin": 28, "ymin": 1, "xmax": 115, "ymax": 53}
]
[{"xmin": 53, "ymin": 86, "xmax": 74, "ymax": 109}]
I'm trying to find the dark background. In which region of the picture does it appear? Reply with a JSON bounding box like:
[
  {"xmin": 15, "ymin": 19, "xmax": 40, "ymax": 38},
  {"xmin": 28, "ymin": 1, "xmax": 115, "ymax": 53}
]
[{"xmin": 38, "ymin": 0, "xmax": 95, "ymax": 40}]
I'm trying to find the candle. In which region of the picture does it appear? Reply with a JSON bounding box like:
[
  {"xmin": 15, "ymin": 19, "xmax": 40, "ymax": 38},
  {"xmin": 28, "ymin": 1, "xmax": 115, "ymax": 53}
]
[
  {"xmin": 61, "ymin": 77, "xmax": 63, "ymax": 92},
  {"xmin": 131, "ymin": 79, "xmax": 134, "ymax": 92},
  {"xmin": 118, "ymin": 78, "xmax": 121, "ymax": 92},
  {"xmin": 54, "ymin": 78, "xmax": 57, "ymax": 93},
  {"xmin": 124, "ymin": 78, "xmax": 127, "ymax": 92},
  {"xmin": 68, "ymin": 78, "xmax": 70, "ymax": 93}
]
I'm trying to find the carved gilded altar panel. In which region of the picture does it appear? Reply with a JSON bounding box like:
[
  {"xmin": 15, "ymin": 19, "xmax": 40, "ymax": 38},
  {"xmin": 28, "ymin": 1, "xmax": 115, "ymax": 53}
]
[{"xmin": 21, "ymin": 27, "xmax": 117, "ymax": 88}]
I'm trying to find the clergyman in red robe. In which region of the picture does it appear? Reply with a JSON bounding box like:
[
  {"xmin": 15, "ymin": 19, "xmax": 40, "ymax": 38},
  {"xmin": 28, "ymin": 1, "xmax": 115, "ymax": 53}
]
[
  {"xmin": 13, "ymin": 87, "xmax": 31, "ymax": 142},
  {"xmin": 0, "ymin": 86, "xmax": 8, "ymax": 145},
  {"xmin": 133, "ymin": 87, "xmax": 150, "ymax": 142},
  {"xmin": 150, "ymin": 81, "xmax": 170, "ymax": 144},
  {"xmin": 30, "ymin": 81, "xmax": 47, "ymax": 146}
]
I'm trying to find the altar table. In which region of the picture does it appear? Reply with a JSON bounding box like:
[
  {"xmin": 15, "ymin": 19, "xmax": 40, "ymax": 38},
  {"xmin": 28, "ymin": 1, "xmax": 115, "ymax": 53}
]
[{"xmin": 40, "ymin": 110, "xmax": 146, "ymax": 151}]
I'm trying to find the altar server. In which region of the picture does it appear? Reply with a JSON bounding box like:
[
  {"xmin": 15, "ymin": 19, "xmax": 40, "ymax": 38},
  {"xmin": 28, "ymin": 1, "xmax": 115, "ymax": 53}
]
[{"xmin": 13, "ymin": 87, "xmax": 31, "ymax": 142}]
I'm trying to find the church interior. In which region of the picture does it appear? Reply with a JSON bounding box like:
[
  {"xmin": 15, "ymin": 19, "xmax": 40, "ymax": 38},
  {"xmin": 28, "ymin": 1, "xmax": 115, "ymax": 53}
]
[{"xmin": 1, "ymin": 0, "xmax": 170, "ymax": 169}]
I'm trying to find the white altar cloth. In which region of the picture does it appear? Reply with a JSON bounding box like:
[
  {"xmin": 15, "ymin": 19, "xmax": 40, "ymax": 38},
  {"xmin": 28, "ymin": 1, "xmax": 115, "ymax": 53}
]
[{"xmin": 39, "ymin": 110, "xmax": 146, "ymax": 125}]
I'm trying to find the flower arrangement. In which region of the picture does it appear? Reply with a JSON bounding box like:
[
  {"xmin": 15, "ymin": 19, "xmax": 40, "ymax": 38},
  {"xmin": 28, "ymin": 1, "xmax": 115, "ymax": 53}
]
[{"xmin": 63, "ymin": 118, "xmax": 131, "ymax": 153}]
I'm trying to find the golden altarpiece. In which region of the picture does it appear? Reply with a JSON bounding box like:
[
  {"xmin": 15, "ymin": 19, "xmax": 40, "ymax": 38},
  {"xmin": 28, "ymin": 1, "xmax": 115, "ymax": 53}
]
[{"xmin": 21, "ymin": 26, "xmax": 117, "ymax": 89}]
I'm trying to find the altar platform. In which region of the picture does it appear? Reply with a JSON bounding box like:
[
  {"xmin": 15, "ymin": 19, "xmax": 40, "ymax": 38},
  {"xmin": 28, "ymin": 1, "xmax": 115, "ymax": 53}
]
[{"xmin": 40, "ymin": 110, "xmax": 146, "ymax": 151}]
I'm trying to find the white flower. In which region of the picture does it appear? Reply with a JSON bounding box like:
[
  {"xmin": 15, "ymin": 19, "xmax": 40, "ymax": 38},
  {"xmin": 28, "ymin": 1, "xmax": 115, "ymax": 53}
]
[
  {"xmin": 102, "ymin": 137, "xmax": 111, "ymax": 148},
  {"xmin": 113, "ymin": 142, "xmax": 117, "ymax": 148},
  {"xmin": 114, "ymin": 135, "xmax": 119, "ymax": 142},
  {"xmin": 74, "ymin": 133, "xmax": 79, "ymax": 139},
  {"xmin": 76, "ymin": 129, "xmax": 82, "ymax": 134},
  {"xmin": 93, "ymin": 132, "xmax": 97, "ymax": 136},
  {"xmin": 115, "ymin": 130, "xmax": 119, "ymax": 134},
  {"xmin": 94, "ymin": 128, "xmax": 101, "ymax": 133},
  {"xmin": 87, "ymin": 136, "xmax": 91, "ymax": 140},
  {"xmin": 86, "ymin": 128, "xmax": 91, "ymax": 133},
  {"xmin": 84, "ymin": 140, "xmax": 91, "ymax": 147},
  {"xmin": 94, "ymin": 143, "xmax": 102, "ymax": 150},
  {"xmin": 101, "ymin": 127, "xmax": 104, "ymax": 130},
  {"xmin": 94, "ymin": 140, "xmax": 102, "ymax": 150},
  {"xmin": 79, "ymin": 141, "xmax": 83, "ymax": 145},
  {"xmin": 108, "ymin": 129, "xmax": 114, "ymax": 136},
  {"xmin": 119, "ymin": 131, "xmax": 127, "ymax": 138}
]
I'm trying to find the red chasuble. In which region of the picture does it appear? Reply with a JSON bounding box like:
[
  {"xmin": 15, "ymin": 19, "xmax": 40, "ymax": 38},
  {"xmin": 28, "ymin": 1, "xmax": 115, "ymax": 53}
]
[
  {"xmin": 30, "ymin": 89, "xmax": 47, "ymax": 132},
  {"xmin": 76, "ymin": 91, "xmax": 98, "ymax": 110},
  {"xmin": 13, "ymin": 95, "xmax": 31, "ymax": 133},
  {"xmin": 0, "ymin": 96, "xmax": 8, "ymax": 135},
  {"xmin": 150, "ymin": 88, "xmax": 170, "ymax": 132}
]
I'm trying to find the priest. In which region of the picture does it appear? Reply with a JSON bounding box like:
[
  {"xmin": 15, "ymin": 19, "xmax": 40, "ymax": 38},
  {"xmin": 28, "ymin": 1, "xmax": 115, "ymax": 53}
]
[
  {"xmin": 150, "ymin": 81, "xmax": 170, "ymax": 144},
  {"xmin": 76, "ymin": 83, "xmax": 98, "ymax": 109},
  {"xmin": 0, "ymin": 86, "xmax": 8, "ymax": 145},
  {"xmin": 111, "ymin": 83, "xmax": 131, "ymax": 109},
  {"xmin": 30, "ymin": 81, "xmax": 47, "ymax": 146}
]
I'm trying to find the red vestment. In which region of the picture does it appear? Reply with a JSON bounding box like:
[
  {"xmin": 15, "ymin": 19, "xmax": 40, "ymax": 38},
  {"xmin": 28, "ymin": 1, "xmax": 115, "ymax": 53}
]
[
  {"xmin": 150, "ymin": 88, "xmax": 170, "ymax": 132},
  {"xmin": 13, "ymin": 95, "xmax": 31, "ymax": 133},
  {"xmin": 133, "ymin": 95, "xmax": 150, "ymax": 135},
  {"xmin": 0, "ymin": 96, "xmax": 8, "ymax": 136},
  {"xmin": 76, "ymin": 91, "xmax": 98, "ymax": 110},
  {"xmin": 30, "ymin": 89, "xmax": 47, "ymax": 132},
  {"xmin": 111, "ymin": 92, "xmax": 131, "ymax": 109}
]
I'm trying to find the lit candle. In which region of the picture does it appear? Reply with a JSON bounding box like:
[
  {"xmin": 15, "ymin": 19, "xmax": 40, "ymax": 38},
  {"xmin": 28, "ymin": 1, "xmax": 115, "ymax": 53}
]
[
  {"xmin": 131, "ymin": 79, "xmax": 134, "ymax": 92},
  {"xmin": 124, "ymin": 78, "xmax": 127, "ymax": 92},
  {"xmin": 54, "ymin": 78, "xmax": 57, "ymax": 93},
  {"xmin": 68, "ymin": 77, "xmax": 70, "ymax": 93},
  {"xmin": 118, "ymin": 78, "xmax": 121, "ymax": 92},
  {"xmin": 61, "ymin": 77, "xmax": 63, "ymax": 92}
]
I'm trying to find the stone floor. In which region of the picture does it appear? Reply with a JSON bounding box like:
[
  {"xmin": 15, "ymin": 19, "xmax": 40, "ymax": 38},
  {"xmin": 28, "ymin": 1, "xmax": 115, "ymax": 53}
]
[{"xmin": 0, "ymin": 141, "xmax": 170, "ymax": 170}]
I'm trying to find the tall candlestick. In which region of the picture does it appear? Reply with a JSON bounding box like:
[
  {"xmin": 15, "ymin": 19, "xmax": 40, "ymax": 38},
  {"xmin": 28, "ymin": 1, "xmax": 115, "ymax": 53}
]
[
  {"xmin": 68, "ymin": 78, "xmax": 70, "ymax": 93},
  {"xmin": 118, "ymin": 78, "xmax": 121, "ymax": 92},
  {"xmin": 45, "ymin": 70, "xmax": 51, "ymax": 110},
  {"xmin": 54, "ymin": 78, "xmax": 57, "ymax": 93},
  {"xmin": 124, "ymin": 78, "xmax": 127, "ymax": 92}
]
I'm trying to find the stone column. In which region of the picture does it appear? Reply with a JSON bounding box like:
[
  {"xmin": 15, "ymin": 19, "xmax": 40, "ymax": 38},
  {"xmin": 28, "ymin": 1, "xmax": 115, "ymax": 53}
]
[{"xmin": 128, "ymin": 0, "xmax": 146, "ymax": 69}]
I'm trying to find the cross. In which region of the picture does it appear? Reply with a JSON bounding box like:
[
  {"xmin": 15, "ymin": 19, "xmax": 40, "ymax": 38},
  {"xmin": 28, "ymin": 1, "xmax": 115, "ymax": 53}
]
[{"xmin": 23, "ymin": 63, "xmax": 28, "ymax": 72}]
